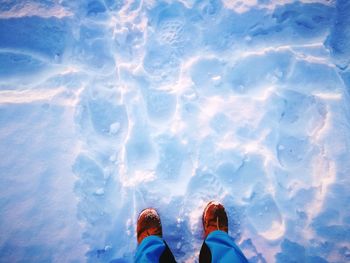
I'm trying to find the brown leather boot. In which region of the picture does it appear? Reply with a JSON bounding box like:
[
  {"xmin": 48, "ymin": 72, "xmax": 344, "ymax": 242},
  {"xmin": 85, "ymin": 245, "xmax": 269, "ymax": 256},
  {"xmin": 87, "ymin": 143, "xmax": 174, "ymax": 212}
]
[
  {"xmin": 137, "ymin": 208, "xmax": 163, "ymax": 244},
  {"xmin": 202, "ymin": 201, "xmax": 228, "ymax": 238}
]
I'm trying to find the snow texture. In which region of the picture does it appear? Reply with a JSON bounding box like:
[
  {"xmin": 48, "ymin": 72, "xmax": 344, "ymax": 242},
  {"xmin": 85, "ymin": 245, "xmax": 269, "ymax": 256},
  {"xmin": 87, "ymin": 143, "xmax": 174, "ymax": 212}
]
[{"xmin": 0, "ymin": 0, "xmax": 350, "ymax": 262}]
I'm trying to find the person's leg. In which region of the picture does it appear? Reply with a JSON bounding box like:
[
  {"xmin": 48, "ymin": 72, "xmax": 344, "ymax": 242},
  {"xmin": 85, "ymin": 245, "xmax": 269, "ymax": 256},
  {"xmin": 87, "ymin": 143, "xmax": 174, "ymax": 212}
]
[
  {"xmin": 199, "ymin": 201, "xmax": 248, "ymax": 263},
  {"xmin": 135, "ymin": 208, "xmax": 176, "ymax": 263}
]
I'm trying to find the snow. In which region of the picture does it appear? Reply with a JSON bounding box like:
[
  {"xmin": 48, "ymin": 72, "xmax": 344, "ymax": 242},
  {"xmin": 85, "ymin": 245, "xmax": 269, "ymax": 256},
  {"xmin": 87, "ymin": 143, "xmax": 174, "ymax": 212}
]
[{"xmin": 0, "ymin": 0, "xmax": 350, "ymax": 262}]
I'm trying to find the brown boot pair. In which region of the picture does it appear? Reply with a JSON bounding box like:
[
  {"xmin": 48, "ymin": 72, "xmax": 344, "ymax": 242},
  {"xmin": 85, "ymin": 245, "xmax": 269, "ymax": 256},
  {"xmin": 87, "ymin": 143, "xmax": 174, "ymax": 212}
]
[{"xmin": 137, "ymin": 201, "xmax": 228, "ymax": 244}]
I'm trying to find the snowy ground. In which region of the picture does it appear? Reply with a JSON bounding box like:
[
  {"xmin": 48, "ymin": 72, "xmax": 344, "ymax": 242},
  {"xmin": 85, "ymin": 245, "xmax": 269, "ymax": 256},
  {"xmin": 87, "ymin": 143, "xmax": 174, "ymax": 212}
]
[{"xmin": 1, "ymin": 0, "xmax": 350, "ymax": 262}]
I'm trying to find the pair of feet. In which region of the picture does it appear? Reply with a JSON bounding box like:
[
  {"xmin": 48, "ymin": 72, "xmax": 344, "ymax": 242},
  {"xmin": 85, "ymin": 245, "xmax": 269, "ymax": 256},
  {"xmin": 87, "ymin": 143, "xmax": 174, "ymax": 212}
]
[{"xmin": 137, "ymin": 201, "xmax": 228, "ymax": 244}]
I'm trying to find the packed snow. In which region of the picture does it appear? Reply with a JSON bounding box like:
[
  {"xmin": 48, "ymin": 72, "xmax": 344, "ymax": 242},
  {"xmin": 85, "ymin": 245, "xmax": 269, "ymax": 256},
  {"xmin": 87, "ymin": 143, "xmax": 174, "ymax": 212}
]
[{"xmin": 0, "ymin": 0, "xmax": 350, "ymax": 262}]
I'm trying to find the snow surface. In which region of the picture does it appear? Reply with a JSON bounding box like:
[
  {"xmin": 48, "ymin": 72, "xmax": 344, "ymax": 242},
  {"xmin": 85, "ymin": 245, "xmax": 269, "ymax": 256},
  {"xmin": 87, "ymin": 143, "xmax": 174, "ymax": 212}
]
[{"xmin": 0, "ymin": 0, "xmax": 350, "ymax": 262}]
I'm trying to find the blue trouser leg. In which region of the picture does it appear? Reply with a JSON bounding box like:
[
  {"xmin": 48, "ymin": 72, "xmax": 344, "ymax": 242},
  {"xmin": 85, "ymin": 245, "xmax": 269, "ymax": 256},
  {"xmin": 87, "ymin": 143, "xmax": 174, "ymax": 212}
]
[
  {"xmin": 135, "ymin": 231, "xmax": 247, "ymax": 262},
  {"xmin": 135, "ymin": 236, "xmax": 176, "ymax": 263},
  {"xmin": 199, "ymin": 230, "xmax": 248, "ymax": 263}
]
